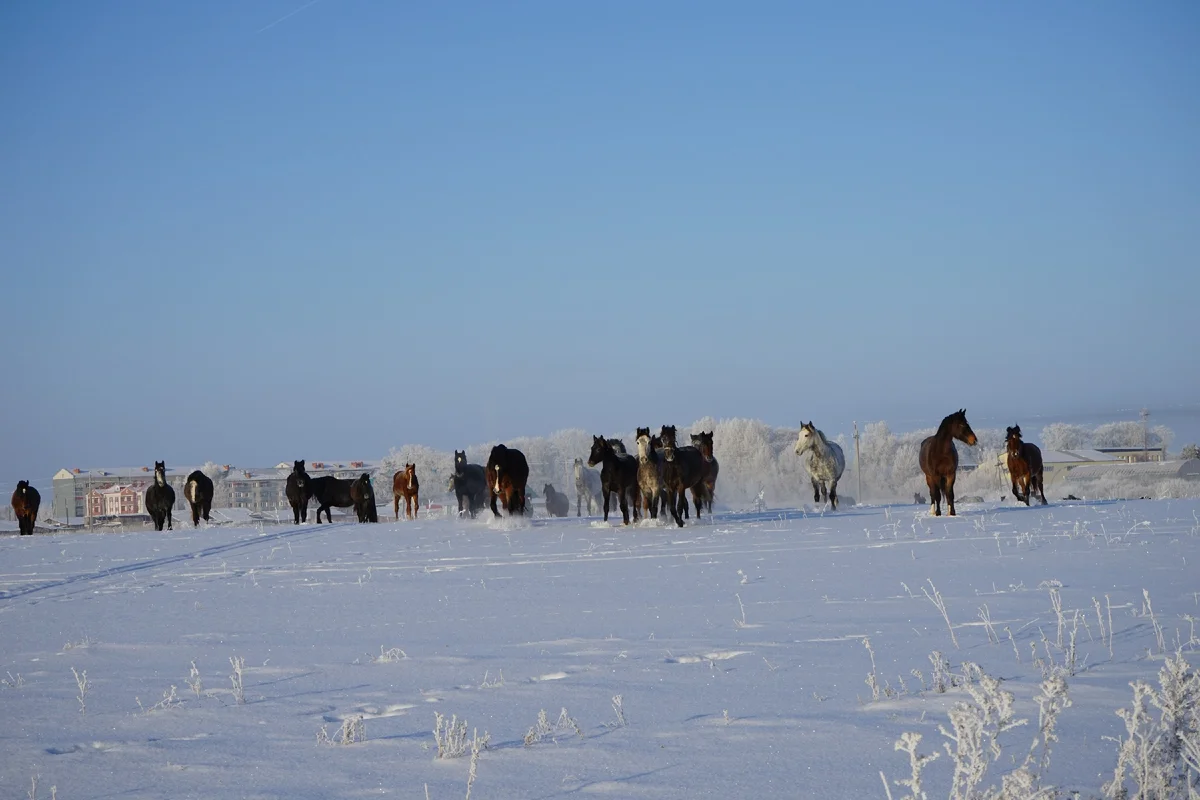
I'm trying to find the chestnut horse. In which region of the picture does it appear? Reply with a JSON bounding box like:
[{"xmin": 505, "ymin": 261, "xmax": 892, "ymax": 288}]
[
  {"xmin": 919, "ymin": 410, "xmax": 978, "ymax": 517},
  {"xmin": 1006, "ymin": 425, "xmax": 1047, "ymax": 506},
  {"xmin": 11, "ymin": 480, "xmax": 40, "ymax": 536},
  {"xmin": 393, "ymin": 463, "xmax": 420, "ymax": 520},
  {"xmin": 486, "ymin": 444, "xmax": 529, "ymax": 517}
]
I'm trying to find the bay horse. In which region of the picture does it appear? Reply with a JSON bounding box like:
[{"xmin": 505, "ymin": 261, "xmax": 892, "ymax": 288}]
[
  {"xmin": 635, "ymin": 428, "xmax": 664, "ymax": 520},
  {"xmin": 11, "ymin": 480, "xmax": 40, "ymax": 536},
  {"xmin": 310, "ymin": 475, "xmax": 355, "ymax": 523},
  {"xmin": 393, "ymin": 463, "xmax": 420, "ymax": 520},
  {"xmin": 350, "ymin": 473, "xmax": 378, "ymax": 523},
  {"xmin": 573, "ymin": 458, "xmax": 603, "ymax": 516},
  {"xmin": 486, "ymin": 444, "xmax": 529, "ymax": 517},
  {"xmin": 1006, "ymin": 425, "xmax": 1047, "ymax": 506},
  {"xmin": 794, "ymin": 422, "xmax": 845, "ymax": 510},
  {"xmin": 285, "ymin": 460, "xmax": 311, "ymax": 524},
  {"xmin": 451, "ymin": 450, "xmax": 488, "ymax": 518},
  {"xmin": 658, "ymin": 425, "xmax": 706, "ymax": 527},
  {"xmin": 587, "ymin": 435, "xmax": 639, "ymax": 525},
  {"xmin": 691, "ymin": 431, "xmax": 719, "ymax": 515},
  {"xmin": 145, "ymin": 461, "xmax": 176, "ymax": 531},
  {"xmin": 919, "ymin": 409, "xmax": 978, "ymax": 517},
  {"xmin": 184, "ymin": 470, "xmax": 214, "ymax": 527},
  {"xmin": 543, "ymin": 483, "xmax": 571, "ymax": 517}
]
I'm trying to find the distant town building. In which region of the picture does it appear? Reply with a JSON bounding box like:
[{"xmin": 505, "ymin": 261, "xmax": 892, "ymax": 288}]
[
  {"xmin": 87, "ymin": 485, "xmax": 145, "ymax": 518},
  {"xmin": 1091, "ymin": 446, "xmax": 1167, "ymax": 463},
  {"xmin": 51, "ymin": 461, "xmax": 379, "ymax": 523}
]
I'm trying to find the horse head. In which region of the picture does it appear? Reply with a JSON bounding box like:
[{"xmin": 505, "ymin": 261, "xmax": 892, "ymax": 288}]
[
  {"xmin": 636, "ymin": 428, "xmax": 654, "ymax": 459},
  {"xmin": 543, "ymin": 483, "xmax": 554, "ymax": 498},
  {"xmin": 659, "ymin": 426, "xmax": 678, "ymax": 461},
  {"xmin": 795, "ymin": 422, "xmax": 817, "ymax": 455},
  {"xmin": 454, "ymin": 451, "xmax": 467, "ymax": 475},
  {"xmin": 587, "ymin": 435, "xmax": 611, "ymax": 468},
  {"xmin": 294, "ymin": 460, "xmax": 305, "ymax": 474},
  {"xmin": 950, "ymin": 409, "xmax": 978, "ymax": 446},
  {"xmin": 1005, "ymin": 425, "xmax": 1023, "ymax": 455},
  {"xmin": 405, "ymin": 463, "xmax": 417, "ymax": 489},
  {"xmin": 154, "ymin": 461, "xmax": 167, "ymax": 486},
  {"xmin": 692, "ymin": 431, "xmax": 715, "ymax": 462}
]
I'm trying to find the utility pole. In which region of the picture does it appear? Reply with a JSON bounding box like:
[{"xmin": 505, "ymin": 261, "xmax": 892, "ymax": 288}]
[
  {"xmin": 1140, "ymin": 408, "xmax": 1150, "ymax": 460},
  {"xmin": 853, "ymin": 421, "xmax": 862, "ymax": 504}
]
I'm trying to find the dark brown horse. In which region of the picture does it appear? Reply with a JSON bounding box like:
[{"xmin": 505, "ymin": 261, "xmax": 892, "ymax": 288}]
[
  {"xmin": 486, "ymin": 444, "xmax": 529, "ymax": 517},
  {"xmin": 393, "ymin": 463, "xmax": 420, "ymax": 520},
  {"xmin": 543, "ymin": 483, "xmax": 571, "ymax": 517},
  {"xmin": 145, "ymin": 461, "xmax": 176, "ymax": 531},
  {"xmin": 11, "ymin": 481, "xmax": 40, "ymax": 536},
  {"xmin": 658, "ymin": 425, "xmax": 707, "ymax": 527},
  {"xmin": 184, "ymin": 470, "xmax": 214, "ymax": 527},
  {"xmin": 350, "ymin": 473, "xmax": 378, "ymax": 523},
  {"xmin": 691, "ymin": 431, "xmax": 719, "ymax": 515},
  {"xmin": 918, "ymin": 409, "xmax": 978, "ymax": 517},
  {"xmin": 587, "ymin": 435, "xmax": 639, "ymax": 525},
  {"xmin": 310, "ymin": 475, "xmax": 354, "ymax": 523},
  {"xmin": 1006, "ymin": 425, "xmax": 1047, "ymax": 506},
  {"xmin": 285, "ymin": 460, "xmax": 311, "ymax": 524}
]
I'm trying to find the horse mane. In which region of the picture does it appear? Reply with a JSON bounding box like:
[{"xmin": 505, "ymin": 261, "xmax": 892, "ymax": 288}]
[{"xmin": 936, "ymin": 409, "xmax": 966, "ymax": 437}]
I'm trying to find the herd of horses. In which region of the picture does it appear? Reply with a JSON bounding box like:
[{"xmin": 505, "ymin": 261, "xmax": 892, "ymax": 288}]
[{"xmin": 8, "ymin": 410, "xmax": 1051, "ymax": 535}]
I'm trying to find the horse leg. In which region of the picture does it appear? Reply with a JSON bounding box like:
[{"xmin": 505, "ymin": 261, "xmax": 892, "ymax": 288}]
[
  {"xmin": 602, "ymin": 485, "xmax": 611, "ymax": 522},
  {"xmin": 692, "ymin": 487, "xmax": 703, "ymax": 519},
  {"xmin": 1037, "ymin": 473, "xmax": 1048, "ymax": 505},
  {"xmin": 167, "ymin": 508, "xmax": 173, "ymax": 530},
  {"xmin": 1011, "ymin": 479, "xmax": 1021, "ymax": 502},
  {"xmin": 1021, "ymin": 476, "xmax": 1032, "ymax": 506},
  {"xmin": 928, "ymin": 480, "xmax": 941, "ymax": 516},
  {"xmin": 577, "ymin": 492, "xmax": 582, "ymax": 517},
  {"xmin": 944, "ymin": 476, "xmax": 957, "ymax": 517},
  {"xmin": 619, "ymin": 487, "xmax": 630, "ymax": 525},
  {"xmin": 829, "ymin": 479, "xmax": 838, "ymax": 511},
  {"xmin": 490, "ymin": 490, "xmax": 501, "ymax": 518},
  {"xmin": 811, "ymin": 477, "xmax": 821, "ymax": 504}
]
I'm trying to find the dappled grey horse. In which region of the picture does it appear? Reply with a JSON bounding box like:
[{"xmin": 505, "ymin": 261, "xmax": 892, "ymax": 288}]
[{"xmin": 794, "ymin": 422, "xmax": 846, "ymax": 510}]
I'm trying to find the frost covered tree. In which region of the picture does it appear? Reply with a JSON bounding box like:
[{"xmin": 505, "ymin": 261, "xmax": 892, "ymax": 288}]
[
  {"xmin": 1093, "ymin": 421, "xmax": 1172, "ymax": 450},
  {"xmin": 1182, "ymin": 443, "xmax": 1200, "ymax": 461},
  {"xmin": 1040, "ymin": 423, "xmax": 1092, "ymax": 451}
]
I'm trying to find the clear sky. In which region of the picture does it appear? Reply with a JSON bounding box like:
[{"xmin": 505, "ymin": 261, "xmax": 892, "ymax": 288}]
[{"xmin": 2, "ymin": 1, "xmax": 1198, "ymax": 486}]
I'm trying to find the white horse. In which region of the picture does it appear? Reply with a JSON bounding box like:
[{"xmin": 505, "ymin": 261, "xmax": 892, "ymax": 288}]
[
  {"xmin": 794, "ymin": 421, "xmax": 846, "ymax": 510},
  {"xmin": 573, "ymin": 458, "xmax": 603, "ymax": 517}
]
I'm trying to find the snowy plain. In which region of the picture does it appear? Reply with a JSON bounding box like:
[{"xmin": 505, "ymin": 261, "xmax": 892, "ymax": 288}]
[{"xmin": 1, "ymin": 498, "xmax": 1198, "ymax": 799}]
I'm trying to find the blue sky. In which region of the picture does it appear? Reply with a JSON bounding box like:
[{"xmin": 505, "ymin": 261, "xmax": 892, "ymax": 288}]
[{"xmin": 2, "ymin": 1, "xmax": 1198, "ymax": 484}]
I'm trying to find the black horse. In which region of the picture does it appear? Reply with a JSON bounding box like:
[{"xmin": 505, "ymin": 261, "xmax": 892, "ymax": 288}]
[
  {"xmin": 486, "ymin": 444, "xmax": 529, "ymax": 517},
  {"xmin": 587, "ymin": 435, "xmax": 639, "ymax": 525},
  {"xmin": 350, "ymin": 473, "xmax": 378, "ymax": 523},
  {"xmin": 659, "ymin": 426, "xmax": 706, "ymax": 527},
  {"xmin": 310, "ymin": 475, "xmax": 355, "ymax": 524},
  {"xmin": 285, "ymin": 460, "xmax": 312, "ymax": 524},
  {"xmin": 11, "ymin": 480, "xmax": 40, "ymax": 536},
  {"xmin": 145, "ymin": 461, "xmax": 176, "ymax": 531},
  {"xmin": 450, "ymin": 450, "xmax": 488, "ymax": 518},
  {"xmin": 184, "ymin": 470, "xmax": 214, "ymax": 527}
]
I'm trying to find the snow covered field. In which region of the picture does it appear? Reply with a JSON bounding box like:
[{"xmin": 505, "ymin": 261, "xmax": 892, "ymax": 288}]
[{"xmin": 2, "ymin": 499, "xmax": 1198, "ymax": 799}]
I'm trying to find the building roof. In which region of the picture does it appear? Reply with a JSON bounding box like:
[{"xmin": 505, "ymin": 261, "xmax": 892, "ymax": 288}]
[
  {"xmin": 1042, "ymin": 449, "xmax": 1120, "ymax": 464},
  {"xmin": 1063, "ymin": 459, "xmax": 1200, "ymax": 482}
]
